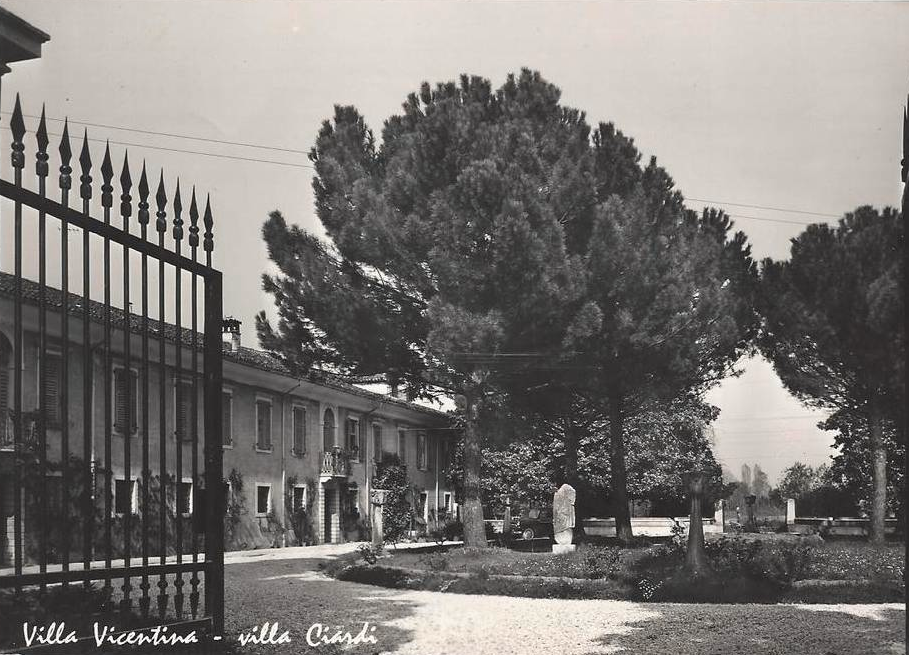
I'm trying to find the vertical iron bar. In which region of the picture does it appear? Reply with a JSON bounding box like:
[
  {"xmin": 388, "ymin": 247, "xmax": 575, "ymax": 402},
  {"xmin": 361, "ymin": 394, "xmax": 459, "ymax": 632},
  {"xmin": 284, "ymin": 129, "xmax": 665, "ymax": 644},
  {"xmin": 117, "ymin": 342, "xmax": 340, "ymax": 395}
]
[
  {"xmin": 203, "ymin": 270, "xmax": 223, "ymax": 635},
  {"xmin": 100, "ymin": 144, "xmax": 114, "ymax": 608},
  {"xmin": 36, "ymin": 108, "xmax": 50, "ymax": 592},
  {"xmin": 171, "ymin": 181, "xmax": 184, "ymax": 621},
  {"xmin": 188, "ymin": 189, "xmax": 200, "ymax": 620},
  {"xmin": 10, "ymin": 96, "xmax": 25, "ymax": 593},
  {"xmin": 119, "ymin": 155, "xmax": 133, "ymax": 617},
  {"xmin": 155, "ymin": 172, "xmax": 169, "ymax": 622},
  {"xmin": 78, "ymin": 131, "xmax": 93, "ymax": 587},
  {"xmin": 137, "ymin": 163, "xmax": 151, "ymax": 620},
  {"xmin": 58, "ymin": 118, "xmax": 73, "ymax": 589},
  {"xmin": 202, "ymin": 197, "xmax": 223, "ymax": 634}
]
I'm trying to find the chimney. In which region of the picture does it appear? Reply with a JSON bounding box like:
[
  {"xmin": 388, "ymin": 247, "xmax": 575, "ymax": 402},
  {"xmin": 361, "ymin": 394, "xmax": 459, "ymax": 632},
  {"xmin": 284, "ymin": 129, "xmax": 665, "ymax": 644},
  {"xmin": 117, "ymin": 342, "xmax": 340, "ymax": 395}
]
[{"xmin": 222, "ymin": 317, "xmax": 241, "ymax": 352}]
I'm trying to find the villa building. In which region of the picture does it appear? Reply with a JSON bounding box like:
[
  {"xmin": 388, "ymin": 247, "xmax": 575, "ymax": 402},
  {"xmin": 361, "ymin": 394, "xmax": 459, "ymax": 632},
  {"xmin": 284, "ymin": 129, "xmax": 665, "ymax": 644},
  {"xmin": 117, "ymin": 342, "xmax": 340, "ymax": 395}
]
[{"xmin": 0, "ymin": 272, "xmax": 457, "ymax": 563}]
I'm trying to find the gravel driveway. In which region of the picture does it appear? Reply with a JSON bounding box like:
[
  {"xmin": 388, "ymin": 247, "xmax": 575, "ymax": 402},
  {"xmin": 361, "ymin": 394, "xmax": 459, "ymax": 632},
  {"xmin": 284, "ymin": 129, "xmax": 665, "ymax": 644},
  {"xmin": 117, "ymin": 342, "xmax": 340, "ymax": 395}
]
[{"xmin": 223, "ymin": 545, "xmax": 906, "ymax": 655}]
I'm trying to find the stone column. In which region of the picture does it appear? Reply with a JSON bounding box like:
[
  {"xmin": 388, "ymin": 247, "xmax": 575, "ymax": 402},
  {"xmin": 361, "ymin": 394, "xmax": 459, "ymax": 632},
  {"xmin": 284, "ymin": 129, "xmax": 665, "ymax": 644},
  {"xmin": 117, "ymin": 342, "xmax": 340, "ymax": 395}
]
[
  {"xmin": 786, "ymin": 498, "xmax": 796, "ymax": 526},
  {"xmin": 685, "ymin": 471, "xmax": 706, "ymax": 575},
  {"xmin": 713, "ymin": 499, "xmax": 725, "ymax": 530},
  {"xmin": 371, "ymin": 489, "xmax": 387, "ymax": 546},
  {"xmin": 318, "ymin": 484, "xmax": 326, "ymax": 544}
]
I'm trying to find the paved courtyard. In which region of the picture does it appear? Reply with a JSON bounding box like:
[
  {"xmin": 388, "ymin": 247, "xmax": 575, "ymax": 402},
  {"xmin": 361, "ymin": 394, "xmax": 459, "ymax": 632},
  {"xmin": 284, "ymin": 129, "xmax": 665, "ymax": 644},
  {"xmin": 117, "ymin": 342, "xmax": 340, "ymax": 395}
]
[{"xmin": 222, "ymin": 544, "xmax": 906, "ymax": 655}]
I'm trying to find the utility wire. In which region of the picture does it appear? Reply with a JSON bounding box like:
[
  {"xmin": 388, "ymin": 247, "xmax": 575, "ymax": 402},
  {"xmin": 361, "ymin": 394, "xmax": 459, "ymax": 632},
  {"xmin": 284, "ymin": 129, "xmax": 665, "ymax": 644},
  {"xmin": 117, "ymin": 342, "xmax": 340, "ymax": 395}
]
[
  {"xmin": 3, "ymin": 110, "xmax": 311, "ymax": 156},
  {"xmin": 42, "ymin": 130, "xmax": 311, "ymax": 170},
  {"xmin": 688, "ymin": 197, "xmax": 841, "ymax": 219},
  {"xmin": 7, "ymin": 113, "xmax": 841, "ymax": 225}
]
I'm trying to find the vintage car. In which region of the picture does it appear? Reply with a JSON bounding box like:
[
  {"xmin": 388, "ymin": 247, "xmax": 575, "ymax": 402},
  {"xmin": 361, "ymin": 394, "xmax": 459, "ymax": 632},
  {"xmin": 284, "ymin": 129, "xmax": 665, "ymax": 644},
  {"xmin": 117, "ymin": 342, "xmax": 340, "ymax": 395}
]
[{"xmin": 511, "ymin": 506, "xmax": 554, "ymax": 541}]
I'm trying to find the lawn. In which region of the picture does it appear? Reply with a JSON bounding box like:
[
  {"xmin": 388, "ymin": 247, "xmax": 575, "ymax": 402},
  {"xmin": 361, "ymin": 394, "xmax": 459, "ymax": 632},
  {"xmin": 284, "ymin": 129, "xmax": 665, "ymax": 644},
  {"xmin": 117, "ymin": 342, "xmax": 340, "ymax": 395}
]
[{"xmin": 324, "ymin": 537, "xmax": 906, "ymax": 604}]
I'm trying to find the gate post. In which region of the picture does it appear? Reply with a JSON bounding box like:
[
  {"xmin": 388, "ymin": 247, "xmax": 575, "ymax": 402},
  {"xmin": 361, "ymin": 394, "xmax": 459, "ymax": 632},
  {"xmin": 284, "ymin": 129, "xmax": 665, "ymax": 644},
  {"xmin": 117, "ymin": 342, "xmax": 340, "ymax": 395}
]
[{"xmin": 203, "ymin": 271, "xmax": 224, "ymax": 635}]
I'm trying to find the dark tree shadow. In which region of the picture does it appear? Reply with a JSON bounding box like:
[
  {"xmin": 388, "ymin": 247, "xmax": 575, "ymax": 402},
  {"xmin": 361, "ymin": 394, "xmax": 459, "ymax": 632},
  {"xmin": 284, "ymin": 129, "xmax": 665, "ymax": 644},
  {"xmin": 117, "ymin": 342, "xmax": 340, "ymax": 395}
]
[
  {"xmin": 225, "ymin": 557, "xmax": 419, "ymax": 654},
  {"xmin": 587, "ymin": 604, "xmax": 906, "ymax": 655}
]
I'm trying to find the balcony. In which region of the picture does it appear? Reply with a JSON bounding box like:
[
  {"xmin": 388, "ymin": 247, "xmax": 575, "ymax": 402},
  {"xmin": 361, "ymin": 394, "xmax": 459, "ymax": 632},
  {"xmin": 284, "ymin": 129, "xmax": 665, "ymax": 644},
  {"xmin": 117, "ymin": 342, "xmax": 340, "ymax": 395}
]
[
  {"xmin": 320, "ymin": 447, "xmax": 351, "ymax": 478},
  {"xmin": 0, "ymin": 409, "xmax": 40, "ymax": 452}
]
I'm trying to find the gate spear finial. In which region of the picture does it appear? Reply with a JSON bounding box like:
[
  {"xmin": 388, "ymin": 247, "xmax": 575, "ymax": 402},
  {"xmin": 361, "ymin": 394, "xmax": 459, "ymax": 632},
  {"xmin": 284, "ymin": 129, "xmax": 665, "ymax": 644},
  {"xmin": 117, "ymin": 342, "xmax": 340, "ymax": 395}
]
[
  {"xmin": 137, "ymin": 162, "xmax": 150, "ymax": 227},
  {"xmin": 36, "ymin": 105, "xmax": 50, "ymax": 178},
  {"xmin": 173, "ymin": 179, "xmax": 184, "ymax": 242},
  {"xmin": 10, "ymin": 94, "xmax": 25, "ymax": 170},
  {"xmin": 155, "ymin": 170, "xmax": 168, "ymax": 235}
]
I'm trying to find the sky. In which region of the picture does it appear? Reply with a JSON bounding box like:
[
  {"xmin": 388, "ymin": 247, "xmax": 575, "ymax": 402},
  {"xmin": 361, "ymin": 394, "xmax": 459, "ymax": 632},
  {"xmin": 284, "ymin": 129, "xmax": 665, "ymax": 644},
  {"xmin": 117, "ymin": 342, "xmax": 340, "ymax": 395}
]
[{"xmin": 1, "ymin": 0, "xmax": 907, "ymax": 484}]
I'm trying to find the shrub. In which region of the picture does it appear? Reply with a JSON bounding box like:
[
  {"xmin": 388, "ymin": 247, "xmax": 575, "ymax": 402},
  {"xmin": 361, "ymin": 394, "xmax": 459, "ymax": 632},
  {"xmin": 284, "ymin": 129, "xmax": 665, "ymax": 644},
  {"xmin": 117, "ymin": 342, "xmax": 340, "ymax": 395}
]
[
  {"xmin": 356, "ymin": 543, "xmax": 383, "ymax": 565},
  {"xmin": 373, "ymin": 455, "xmax": 414, "ymax": 544},
  {"xmin": 421, "ymin": 552, "xmax": 449, "ymax": 572},
  {"xmin": 705, "ymin": 536, "xmax": 811, "ymax": 589},
  {"xmin": 581, "ymin": 545, "xmax": 622, "ymax": 579}
]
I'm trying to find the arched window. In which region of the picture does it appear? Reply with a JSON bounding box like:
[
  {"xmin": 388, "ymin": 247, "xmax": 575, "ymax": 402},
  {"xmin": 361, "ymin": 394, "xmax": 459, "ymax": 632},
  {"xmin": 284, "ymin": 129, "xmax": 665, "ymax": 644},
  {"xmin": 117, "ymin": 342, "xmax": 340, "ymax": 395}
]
[{"xmin": 322, "ymin": 408, "xmax": 335, "ymax": 451}]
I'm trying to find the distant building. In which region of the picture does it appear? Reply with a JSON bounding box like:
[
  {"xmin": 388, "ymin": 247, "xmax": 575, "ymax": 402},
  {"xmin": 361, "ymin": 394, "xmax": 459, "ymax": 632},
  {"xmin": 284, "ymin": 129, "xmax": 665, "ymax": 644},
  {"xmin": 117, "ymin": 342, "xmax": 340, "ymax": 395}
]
[{"xmin": 0, "ymin": 273, "xmax": 457, "ymax": 563}]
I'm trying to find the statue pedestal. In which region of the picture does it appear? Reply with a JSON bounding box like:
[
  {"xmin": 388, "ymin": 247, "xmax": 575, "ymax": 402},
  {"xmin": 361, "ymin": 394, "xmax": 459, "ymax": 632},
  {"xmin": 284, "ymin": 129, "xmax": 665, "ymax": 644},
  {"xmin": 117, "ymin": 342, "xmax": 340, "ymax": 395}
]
[{"xmin": 552, "ymin": 544, "xmax": 576, "ymax": 554}]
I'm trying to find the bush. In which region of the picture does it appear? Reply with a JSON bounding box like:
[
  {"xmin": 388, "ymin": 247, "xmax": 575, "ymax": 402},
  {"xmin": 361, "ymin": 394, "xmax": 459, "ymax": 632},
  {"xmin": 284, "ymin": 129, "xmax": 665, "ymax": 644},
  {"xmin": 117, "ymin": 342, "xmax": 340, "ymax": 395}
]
[
  {"xmin": 705, "ymin": 536, "xmax": 811, "ymax": 589},
  {"xmin": 581, "ymin": 545, "xmax": 622, "ymax": 579},
  {"xmin": 421, "ymin": 552, "xmax": 449, "ymax": 572},
  {"xmin": 356, "ymin": 542, "xmax": 383, "ymax": 565}
]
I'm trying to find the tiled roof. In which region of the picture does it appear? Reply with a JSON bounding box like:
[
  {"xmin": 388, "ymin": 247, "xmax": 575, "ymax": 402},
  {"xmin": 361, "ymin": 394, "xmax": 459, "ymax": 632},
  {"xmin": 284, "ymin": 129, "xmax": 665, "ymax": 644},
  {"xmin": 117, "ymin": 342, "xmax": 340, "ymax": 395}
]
[{"xmin": 0, "ymin": 272, "xmax": 449, "ymax": 419}]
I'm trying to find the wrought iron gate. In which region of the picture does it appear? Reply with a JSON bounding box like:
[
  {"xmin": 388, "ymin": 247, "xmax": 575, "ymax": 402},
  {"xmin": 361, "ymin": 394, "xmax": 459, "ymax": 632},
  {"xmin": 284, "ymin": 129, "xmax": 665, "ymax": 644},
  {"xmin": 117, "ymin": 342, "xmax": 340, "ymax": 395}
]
[{"xmin": 0, "ymin": 96, "xmax": 224, "ymax": 643}]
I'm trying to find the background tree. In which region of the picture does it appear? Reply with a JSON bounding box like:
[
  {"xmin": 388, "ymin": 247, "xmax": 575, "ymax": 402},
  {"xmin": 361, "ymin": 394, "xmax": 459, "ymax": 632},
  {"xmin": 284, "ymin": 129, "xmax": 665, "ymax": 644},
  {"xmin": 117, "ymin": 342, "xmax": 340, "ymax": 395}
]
[
  {"xmin": 566, "ymin": 189, "xmax": 759, "ymax": 539},
  {"xmin": 759, "ymin": 206, "xmax": 904, "ymax": 542},
  {"xmin": 774, "ymin": 462, "xmax": 820, "ymax": 501}
]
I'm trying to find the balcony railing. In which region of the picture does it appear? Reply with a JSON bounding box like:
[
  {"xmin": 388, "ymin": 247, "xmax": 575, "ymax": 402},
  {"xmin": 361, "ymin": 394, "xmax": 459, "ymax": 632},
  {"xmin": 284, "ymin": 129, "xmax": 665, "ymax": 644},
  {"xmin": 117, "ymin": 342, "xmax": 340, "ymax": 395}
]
[{"xmin": 320, "ymin": 447, "xmax": 350, "ymax": 477}]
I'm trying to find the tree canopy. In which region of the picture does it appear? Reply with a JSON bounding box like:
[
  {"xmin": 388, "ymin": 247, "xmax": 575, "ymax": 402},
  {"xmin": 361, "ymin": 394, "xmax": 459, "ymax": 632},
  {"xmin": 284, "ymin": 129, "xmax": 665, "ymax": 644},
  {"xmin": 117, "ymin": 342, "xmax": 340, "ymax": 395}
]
[
  {"xmin": 758, "ymin": 206, "xmax": 904, "ymax": 541},
  {"xmin": 257, "ymin": 69, "xmax": 755, "ymax": 544}
]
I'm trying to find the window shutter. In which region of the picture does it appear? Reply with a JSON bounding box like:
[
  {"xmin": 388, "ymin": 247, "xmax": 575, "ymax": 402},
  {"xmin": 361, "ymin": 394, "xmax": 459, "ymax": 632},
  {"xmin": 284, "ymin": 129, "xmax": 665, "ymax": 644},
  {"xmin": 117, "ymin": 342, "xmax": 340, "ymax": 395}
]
[
  {"xmin": 372, "ymin": 424, "xmax": 382, "ymax": 462},
  {"xmin": 358, "ymin": 420, "xmax": 366, "ymax": 464},
  {"xmin": 293, "ymin": 407, "xmax": 305, "ymax": 453},
  {"xmin": 130, "ymin": 371, "xmax": 139, "ymax": 431},
  {"xmin": 114, "ymin": 369, "xmax": 128, "ymax": 432},
  {"xmin": 0, "ymin": 361, "xmax": 7, "ymax": 439},
  {"xmin": 222, "ymin": 393, "xmax": 232, "ymax": 445},
  {"xmin": 43, "ymin": 354, "xmax": 62, "ymax": 427},
  {"xmin": 257, "ymin": 402, "xmax": 271, "ymax": 449},
  {"xmin": 176, "ymin": 383, "xmax": 188, "ymax": 441}
]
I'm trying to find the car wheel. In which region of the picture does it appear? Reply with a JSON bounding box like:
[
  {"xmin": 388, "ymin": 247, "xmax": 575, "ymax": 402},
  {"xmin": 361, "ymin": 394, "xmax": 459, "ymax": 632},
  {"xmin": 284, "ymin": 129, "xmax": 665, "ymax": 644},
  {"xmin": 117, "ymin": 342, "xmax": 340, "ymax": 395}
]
[{"xmin": 522, "ymin": 528, "xmax": 535, "ymax": 541}]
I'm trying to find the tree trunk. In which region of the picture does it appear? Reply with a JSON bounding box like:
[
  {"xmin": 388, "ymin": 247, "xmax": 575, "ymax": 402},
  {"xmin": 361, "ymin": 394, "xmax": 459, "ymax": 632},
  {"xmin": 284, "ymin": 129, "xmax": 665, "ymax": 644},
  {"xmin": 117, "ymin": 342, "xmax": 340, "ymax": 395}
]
[
  {"xmin": 563, "ymin": 416, "xmax": 579, "ymax": 489},
  {"xmin": 461, "ymin": 390, "xmax": 487, "ymax": 548},
  {"xmin": 608, "ymin": 395, "xmax": 633, "ymax": 542},
  {"xmin": 685, "ymin": 472, "xmax": 706, "ymax": 575},
  {"xmin": 868, "ymin": 402, "xmax": 888, "ymax": 544},
  {"xmin": 563, "ymin": 414, "xmax": 585, "ymax": 541}
]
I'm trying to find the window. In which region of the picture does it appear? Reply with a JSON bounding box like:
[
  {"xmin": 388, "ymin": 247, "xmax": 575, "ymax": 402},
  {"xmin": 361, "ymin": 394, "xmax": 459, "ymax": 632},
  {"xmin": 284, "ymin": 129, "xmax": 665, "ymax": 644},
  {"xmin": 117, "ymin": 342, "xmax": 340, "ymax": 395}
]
[
  {"xmin": 256, "ymin": 399, "xmax": 272, "ymax": 450},
  {"xmin": 41, "ymin": 352, "xmax": 62, "ymax": 428},
  {"xmin": 292, "ymin": 486, "xmax": 306, "ymax": 513},
  {"xmin": 416, "ymin": 431, "xmax": 427, "ymax": 470},
  {"xmin": 114, "ymin": 367, "xmax": 139, "ymax": 435},
  {"xmin": 372, "ymin": 423, "xmax": 382, "ymax": 462},
  {"xmin": 256, "ymin": 484, "xmax": 271, "ymax": 516},
  {"xmin": 346, "ymin": 417, "xmax": 360, "ymax": 461},
  {"xmin": 322, "ymin": 408, "xmax": 335, "ymax": 450},
  {"xmin": 418, "ymin": 491, "xmax": 427, "ymax": 521},
  {"xmin": 439, "ymin": 438, "xmax": 449, "ymax": 471},
  {"xmin": 175, "ymin": 380, "xmax": 194, "ymax": 442},
  {"xmin": 398, "ymin": 428, "xmax": 407, "ymax": 464},
  {"xmin": 443, "ymin": 492, "xmax": 452, "ymax": 515},
  {"xmin": 114, "ymin": 478, "xmax": 138, "ymax": 516},
  {"xmin": 222, "ymin": 391, "xmax": 233, "ymax": 447},
  {"xmin": 178, "ymin": 481, "xmax": 193, "ymax": 516},
  {"xmin": 292, "ymin": 406, "xmax": 306, "ymax": 455}
]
